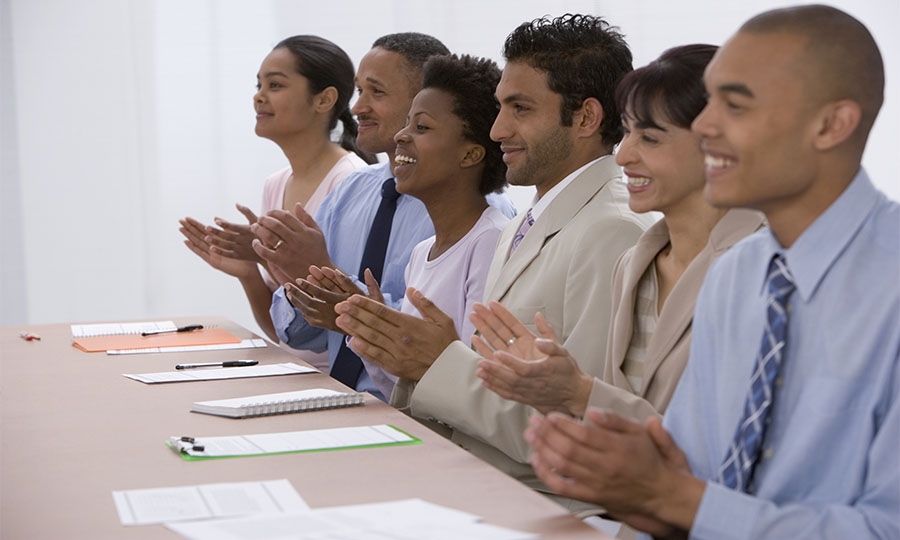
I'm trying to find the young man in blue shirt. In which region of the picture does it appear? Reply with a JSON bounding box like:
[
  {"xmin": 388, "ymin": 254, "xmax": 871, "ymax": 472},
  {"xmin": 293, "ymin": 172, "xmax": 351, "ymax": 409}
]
[{"xmin": 525, "ymin": 6, "xmax": 898, "ymax": 539}]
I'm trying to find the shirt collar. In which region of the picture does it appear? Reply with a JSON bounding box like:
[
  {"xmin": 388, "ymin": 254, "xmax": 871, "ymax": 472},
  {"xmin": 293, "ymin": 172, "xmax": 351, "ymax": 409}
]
[
  {"xmin": 758, "ymin": 168, "xmax": 880, "ymax": 302},
  {"xmin": 528, "ymin": 155, "xmax": 611, "ymax": 221}
]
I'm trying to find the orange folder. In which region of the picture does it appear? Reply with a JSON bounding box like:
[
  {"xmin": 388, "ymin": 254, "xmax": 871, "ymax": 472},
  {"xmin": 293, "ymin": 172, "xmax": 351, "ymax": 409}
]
[{"xmin": 72, "ymin": 328, "xmax": 242, "ymax": 353}]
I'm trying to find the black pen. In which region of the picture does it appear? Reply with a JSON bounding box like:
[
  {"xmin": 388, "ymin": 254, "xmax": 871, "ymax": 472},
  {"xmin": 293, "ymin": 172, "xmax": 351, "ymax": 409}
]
[
  {"xmin": 142, "ymin": 324, "xmax": 203, "ymax": 336},
  {"xmin": 175, "ymin": 360, "xmax": 258, "ymax": 370}
]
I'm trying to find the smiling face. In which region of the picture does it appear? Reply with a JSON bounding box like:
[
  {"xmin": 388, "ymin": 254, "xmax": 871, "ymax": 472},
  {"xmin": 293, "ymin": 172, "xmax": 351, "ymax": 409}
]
[
  {"xmin": 616, "ymin": 107, "xmax": 706, "ymax": 215},
  {"xmin": 691, "ymin": 31, "xmax": 820, "ymax": 214},
  {"xmin": 392, "ymin": 88, "xmax": 479, "ymax": 199},
  {"xmin": 351, "ymin": 47, "xmax": 419, "ymax": 155},
  {"xmin": 490, "ymin": 61, "xmax": 577, "ymax": 195},
  {"xmin": 253, "ymin": 48, "xmax": 318, "ymax": 141}
]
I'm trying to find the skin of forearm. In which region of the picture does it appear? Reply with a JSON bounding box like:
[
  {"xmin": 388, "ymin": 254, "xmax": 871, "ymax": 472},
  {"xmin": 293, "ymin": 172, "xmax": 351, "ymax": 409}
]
[
  {"xmin": 238, "ymin": 269, "xmax": 279, "ymax": 342},
  {"xmin": 567, "ymin": 371, "xmax": 595, "ymax": 418},
  {"xmin": 650, "ymin": 469, "xmax": 705, "ymax": 532}
]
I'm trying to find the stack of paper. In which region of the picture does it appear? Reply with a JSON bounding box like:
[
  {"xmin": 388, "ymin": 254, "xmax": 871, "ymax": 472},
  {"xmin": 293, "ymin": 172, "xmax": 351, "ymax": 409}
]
[
  {"xmin": 112, "ymin": 479, "xmax": 308, "ymax": 526},
  {"xmin": 165, "ymin": 499, "xmax": 538, "ymax": 540},
  {"xmin": 70, "ymin": 320, "xmax": 244, "ymax": 353},
  {"xmin": 123, "ymin": 362, "xmax": 315, "ymax": 384}
]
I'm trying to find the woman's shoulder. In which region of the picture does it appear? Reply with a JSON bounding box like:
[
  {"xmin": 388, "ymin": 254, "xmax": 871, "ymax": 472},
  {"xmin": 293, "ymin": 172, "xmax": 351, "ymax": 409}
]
[{"xmin": 261, "ymin": 166, "xmax": 292, "ymax": 212}]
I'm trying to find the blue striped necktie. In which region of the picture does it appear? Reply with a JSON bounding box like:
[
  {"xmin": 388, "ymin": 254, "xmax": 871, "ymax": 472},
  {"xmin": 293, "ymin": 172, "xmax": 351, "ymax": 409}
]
[{"xmin": 717, "ymin": 254, "xmax": 796, "ymax": 492}]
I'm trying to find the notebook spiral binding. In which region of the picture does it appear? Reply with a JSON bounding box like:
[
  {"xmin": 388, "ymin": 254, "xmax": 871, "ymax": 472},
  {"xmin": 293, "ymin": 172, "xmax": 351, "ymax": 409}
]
[{"xmin": 240, "ymin": 393, "xmax": 365, "ymax": 417}]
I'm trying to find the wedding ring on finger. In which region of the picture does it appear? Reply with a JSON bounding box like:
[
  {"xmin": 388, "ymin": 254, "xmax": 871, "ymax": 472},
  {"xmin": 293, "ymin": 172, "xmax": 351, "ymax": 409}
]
[
  {"xmin": 273, "ymin": 239, "xmax": 285, "ymax": 251},
  {"xmin": 507, "ymin": 337, "xmax": 516, "ymax": 346}
]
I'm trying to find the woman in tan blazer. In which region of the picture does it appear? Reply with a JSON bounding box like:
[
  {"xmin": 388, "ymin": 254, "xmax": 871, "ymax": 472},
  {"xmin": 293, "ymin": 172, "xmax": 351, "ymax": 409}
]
[{"xmin": 470, "ymin": 44, "xmax": 765, "ymax": 422}]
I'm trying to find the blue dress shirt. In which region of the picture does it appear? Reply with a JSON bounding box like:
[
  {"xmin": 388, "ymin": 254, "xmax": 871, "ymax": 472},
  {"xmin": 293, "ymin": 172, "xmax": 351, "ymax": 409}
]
[
  {"xmin": 663, "ymin": 169, "xmax": 899, "ymax": 540},
  {"xmin": 271, "ymin": 161, "xmax": 517, "ymax": 400}
]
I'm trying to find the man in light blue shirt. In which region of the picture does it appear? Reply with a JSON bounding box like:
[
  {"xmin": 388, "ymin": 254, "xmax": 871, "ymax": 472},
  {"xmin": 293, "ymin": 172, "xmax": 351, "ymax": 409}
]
[
  {"xmin": 523, "ymin": 6, "xmax": 898, "ymax": 539},
  {"xmin": 258, "ymin": 34, "xmax": 515, "ymax": 401}
]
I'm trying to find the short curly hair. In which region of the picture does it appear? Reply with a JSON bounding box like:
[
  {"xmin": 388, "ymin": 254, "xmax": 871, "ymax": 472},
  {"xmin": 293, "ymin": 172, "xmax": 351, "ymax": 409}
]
[
  {"xmin": 503, "ymin": 14, "xmax": 633, "ymax": 145},
  {"xmin": 421, "ymin": 54, "xmax": 507, "ymax": 195}
]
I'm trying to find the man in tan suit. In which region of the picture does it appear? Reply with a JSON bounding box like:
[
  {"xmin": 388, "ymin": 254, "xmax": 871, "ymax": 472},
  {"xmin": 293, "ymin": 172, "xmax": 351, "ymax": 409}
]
[{"xmin": 334, "ymin": 14, "xmax": 655, "ymax": 497}]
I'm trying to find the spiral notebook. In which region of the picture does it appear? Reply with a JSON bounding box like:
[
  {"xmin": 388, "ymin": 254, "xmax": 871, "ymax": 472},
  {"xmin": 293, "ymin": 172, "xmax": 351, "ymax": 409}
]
[{"xmin": 191, "ymin": 388, "xmax": 364, "ymax": 418}]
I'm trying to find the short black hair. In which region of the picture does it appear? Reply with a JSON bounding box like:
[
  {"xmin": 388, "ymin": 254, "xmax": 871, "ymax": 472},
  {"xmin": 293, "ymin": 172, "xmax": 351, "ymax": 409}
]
[
  {"xmin": 372, "ymin": 32, "xmax": 450, "ymax": 72},
  {"xmin": 503, "ymin": 14, "xmax": 633, "ymax": 145},
  {"xmin": 741, "ymin": 4, "xmax": 884, "ymax": 144},
  {"xmin": 422, "ymin": 55, "xmax": 507, "ymax": 195},
  {"xmin": 616, "ymin": 44, "xmax": 718, "ymax": 131}
]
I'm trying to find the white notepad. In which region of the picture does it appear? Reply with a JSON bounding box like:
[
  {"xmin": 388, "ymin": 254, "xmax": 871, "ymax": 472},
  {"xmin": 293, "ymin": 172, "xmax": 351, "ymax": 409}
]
[
  {"xmin": 123, "ymin": 362, "xmax": 315, "ymax": 384},
  {"xmin": 192, "ymin": 389, "xmax": 364, "ymax": 418}
]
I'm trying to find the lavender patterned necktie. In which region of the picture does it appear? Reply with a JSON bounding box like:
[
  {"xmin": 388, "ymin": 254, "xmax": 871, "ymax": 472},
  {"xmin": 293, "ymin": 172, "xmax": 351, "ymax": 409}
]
[{"xmin": 509, "ymin": 209, "xmax": 534, "ymax": 256}]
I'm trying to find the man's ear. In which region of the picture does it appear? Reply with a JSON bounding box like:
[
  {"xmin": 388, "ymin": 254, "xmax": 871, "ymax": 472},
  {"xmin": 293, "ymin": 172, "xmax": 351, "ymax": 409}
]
[
  {"xmin": 811, "ymin": 99, "xmax": 861, "ymax": 151},
  {"xmin": 460, "ymin": 144, "xmax": 486, "ymax": 168},
  {"xmin": 574, "ymin": 97, "xmax": 604, "ymax": 138}
]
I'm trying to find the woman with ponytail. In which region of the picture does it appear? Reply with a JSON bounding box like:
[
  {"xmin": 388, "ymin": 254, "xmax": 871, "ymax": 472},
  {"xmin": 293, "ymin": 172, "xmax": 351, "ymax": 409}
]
[{"xmin": 179, "ymin": 35, "xmax": 373, "ymax": 370}]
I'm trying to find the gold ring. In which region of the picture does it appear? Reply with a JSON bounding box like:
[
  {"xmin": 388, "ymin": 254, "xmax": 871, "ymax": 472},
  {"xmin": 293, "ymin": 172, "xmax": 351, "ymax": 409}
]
[{"xmin": 273, "ymin": 239, "xmax": 285, "ymax": 251}]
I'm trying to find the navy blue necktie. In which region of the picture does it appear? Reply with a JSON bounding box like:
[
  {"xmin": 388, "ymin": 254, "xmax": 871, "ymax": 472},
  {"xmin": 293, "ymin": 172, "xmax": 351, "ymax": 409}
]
[
  {"xmin": 718, "ymin": 254, "xmax": 796, "ymax": 492},
  {"xmin": 330, "ymin": 178, "xmax": 400, "ymax": 389}
]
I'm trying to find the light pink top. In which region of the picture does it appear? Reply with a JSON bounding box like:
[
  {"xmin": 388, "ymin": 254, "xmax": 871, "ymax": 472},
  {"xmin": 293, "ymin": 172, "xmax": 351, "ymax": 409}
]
[
  {"xmin": 259, "ymin": 153, "xmax": 368, "ymax": 291},
  {"xmin": 260, "ymin": 152, "xmax": 367, "ymax": 371},
  {"xmin": 363, "ymin": 206, "xmax": 509, "ymax": 398}
]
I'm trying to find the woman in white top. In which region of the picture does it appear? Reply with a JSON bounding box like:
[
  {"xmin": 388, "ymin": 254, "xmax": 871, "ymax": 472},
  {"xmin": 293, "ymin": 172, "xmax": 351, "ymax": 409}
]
[
  {"xmin": 313, "ymin": 54, "xmax": 510, "ymax": 398},
  {"xmin": 179, "ymin": 36, "xmax": 374, "ymax": 370}
]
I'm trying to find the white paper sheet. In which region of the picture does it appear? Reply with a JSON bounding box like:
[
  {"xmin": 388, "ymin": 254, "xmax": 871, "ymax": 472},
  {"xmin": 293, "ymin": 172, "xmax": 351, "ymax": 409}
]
[
  {"xmin": 112, "ymin": 479, "xmax": 308, "ymax": 526},
  {"xmin": 169, "ymin": 424, "xmax": 415, "ymax": 458},
  {"xmin": 164, "ymin": 499, "xmax": 537, "ymax": 540},
  {"xmin": 108, "ymin": 338, "xmax": 268, "ymax": 355},
  {"xmin": 123, "ymin": 362, "xmax": 314, "ymax": 384},
  {"xmin": 71, "ymin": 320, "xmax": 176, "ymax": 337}
]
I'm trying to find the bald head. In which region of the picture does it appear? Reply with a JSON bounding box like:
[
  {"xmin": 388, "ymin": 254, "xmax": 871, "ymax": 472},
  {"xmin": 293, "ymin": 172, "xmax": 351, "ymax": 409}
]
[{"xmin": 740, "ymin": 5, "xmax": 884, "ymax": 143}]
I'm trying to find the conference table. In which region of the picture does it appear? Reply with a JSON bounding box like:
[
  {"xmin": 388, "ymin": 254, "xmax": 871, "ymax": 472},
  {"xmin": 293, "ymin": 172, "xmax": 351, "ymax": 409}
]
[{"xmin": 0, "ymin": 317, "xmax": 607, "ymax": 539}]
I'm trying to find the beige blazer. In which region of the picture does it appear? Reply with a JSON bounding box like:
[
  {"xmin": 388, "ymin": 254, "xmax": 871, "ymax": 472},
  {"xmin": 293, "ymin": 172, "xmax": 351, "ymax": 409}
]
[
  {"xmin": 588, "ymin": 208, "xmax": 766, "ymax": 420},
  {"xmin": 391, "ymin": 156, "xmax": 657, "ymax": 488}
]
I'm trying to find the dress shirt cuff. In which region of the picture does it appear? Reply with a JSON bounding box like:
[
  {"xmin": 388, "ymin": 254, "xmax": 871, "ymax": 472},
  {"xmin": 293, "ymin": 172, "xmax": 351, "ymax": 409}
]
[
  {"xmin": 270, "ymin": 286, "xmax": 297, "ymax": 343},
  {"xmin": 689, "ymin": 482, "xmax": 762, "ymax": 540}
]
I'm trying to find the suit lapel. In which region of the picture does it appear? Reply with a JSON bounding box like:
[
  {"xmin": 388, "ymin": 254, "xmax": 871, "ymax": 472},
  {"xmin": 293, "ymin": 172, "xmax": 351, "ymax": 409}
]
[
  {"xmin": 608, "ymin": 221, "xmax": 670, "ymax": 392},
  {"xmin": 486, "ymin": 158, "xmax": 620, "ymax": 303},
  {"xmin": 641, "ymin": 208, "xmax": 766, "ymax": 390}
]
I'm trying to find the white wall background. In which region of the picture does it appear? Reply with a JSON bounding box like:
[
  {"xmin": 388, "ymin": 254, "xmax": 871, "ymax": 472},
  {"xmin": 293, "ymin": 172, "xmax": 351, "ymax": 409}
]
[{"xmin": 2, "ymin": 0, "xmax": 898, "ymax": 336}]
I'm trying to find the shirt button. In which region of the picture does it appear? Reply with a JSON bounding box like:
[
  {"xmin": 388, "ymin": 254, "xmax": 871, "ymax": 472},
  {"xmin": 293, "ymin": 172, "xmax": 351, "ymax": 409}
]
[
  {"xmin": 786, "ymin": 304, "xmax": 792, "ymax": 314},
  {"xmin": 764, "ymin": 448, "xmax": 774, "ymax": 459}
]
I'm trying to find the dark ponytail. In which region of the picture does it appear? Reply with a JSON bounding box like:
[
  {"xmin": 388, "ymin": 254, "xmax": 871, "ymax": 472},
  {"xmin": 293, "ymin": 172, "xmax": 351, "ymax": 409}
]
[{"xmin": 274, "ymin": 35, "xmax": 377, "ymax": 164}]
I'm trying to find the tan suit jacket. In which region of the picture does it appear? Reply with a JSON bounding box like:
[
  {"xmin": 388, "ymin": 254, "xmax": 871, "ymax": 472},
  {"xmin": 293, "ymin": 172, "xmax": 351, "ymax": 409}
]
[
  {"xmin": 391, "ymin": 156, "xmax": 656, "ymax": 489},
  {"xmin": 589, "ymin": 208, "xmax": 765, "ymax": 420}
]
